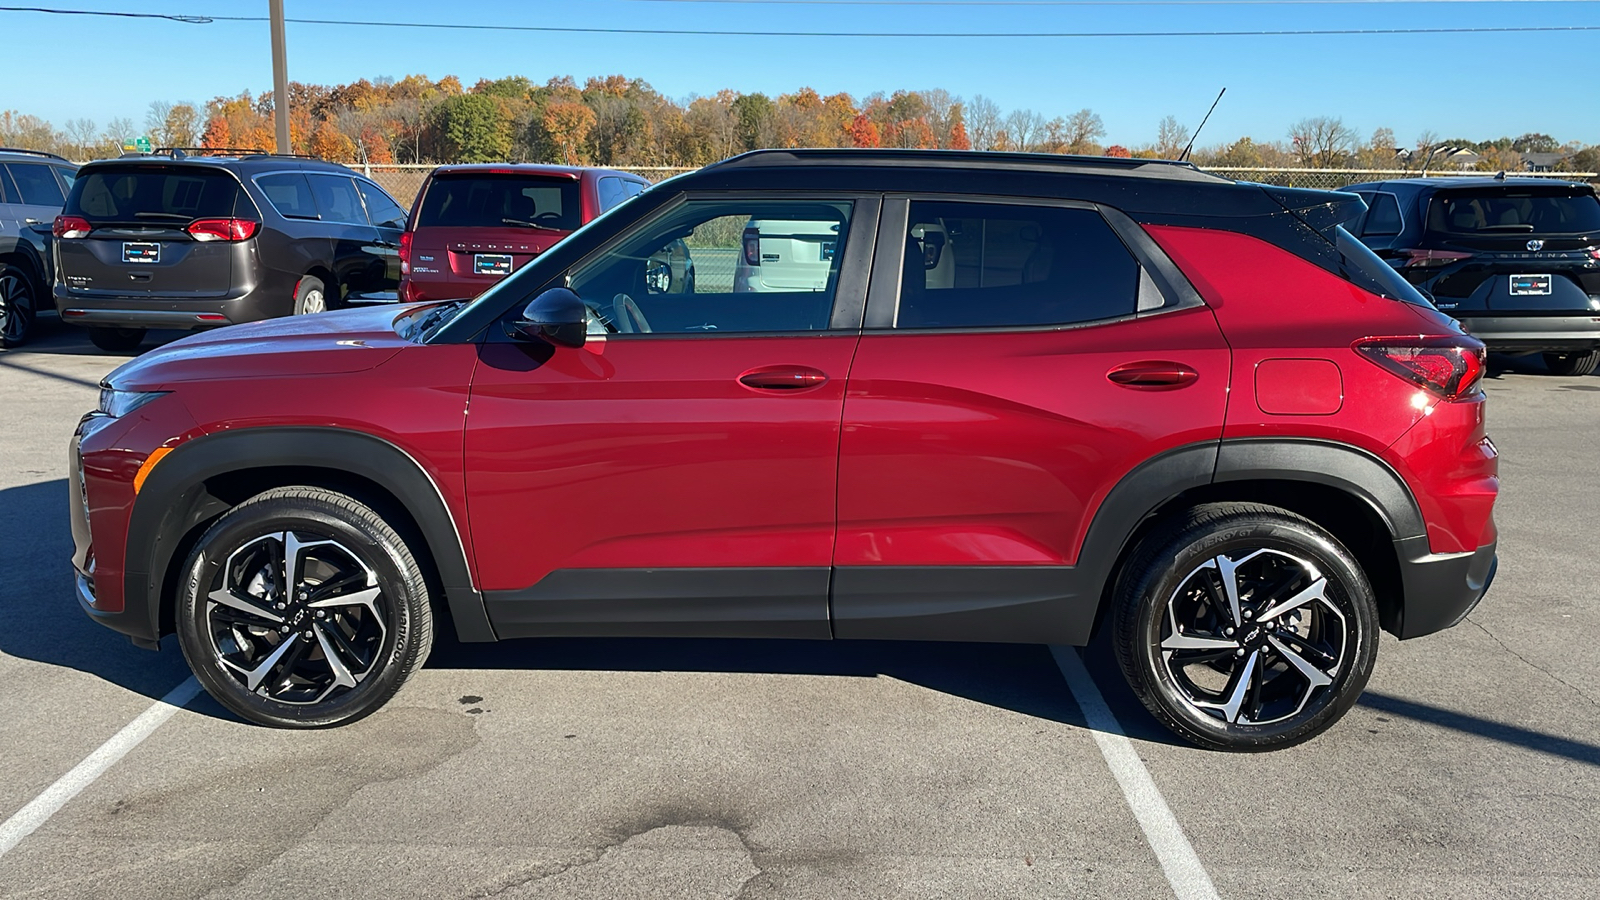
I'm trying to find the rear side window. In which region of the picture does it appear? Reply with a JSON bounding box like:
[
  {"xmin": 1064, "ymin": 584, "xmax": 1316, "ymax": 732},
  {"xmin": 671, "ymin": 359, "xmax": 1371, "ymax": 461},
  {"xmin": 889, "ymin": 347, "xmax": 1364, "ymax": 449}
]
[
  {"xmin": 1334, "ymin": 226, "xmax": 1432, "ymax": 307},
  {"xmin": 357, "ymin": 180, "xmax": 407, "ymax": 229},
  {"xmin": 1361, "ymin": 193, "xmax": 1403, "ymax": 237},
  {"xmin": 6, "ymin": 163, "xmax": 65, "ymax": 205},
  {"xmin": 307, "ymin": 174, "xmax": 368, "ymax": 225},
  {"xmin": 255, "ymin": 173, "xmax": 317, "ymax": 219},
  {"xmin": 597, "ymin": 176, "xmax": 628, "ymax": 212},
  {"xmin": 1427, "ymin": 188, "xmax": 1600, "ymax": 235},
  {"xmin": 66, "ymin": 166, "xmax": 243, "ymax": 223},
  {"xmin": 896, "ymin": 200, "xmax": 1140, "ymax": 329},
  {"xmin": 418, "ymin": 174, "xmax": 582, "ymax": 230}
]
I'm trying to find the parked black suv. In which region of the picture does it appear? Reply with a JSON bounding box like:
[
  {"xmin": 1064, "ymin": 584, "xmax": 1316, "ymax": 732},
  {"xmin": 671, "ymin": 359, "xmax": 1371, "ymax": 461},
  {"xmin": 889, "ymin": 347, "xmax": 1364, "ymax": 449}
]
[
  {"xmin": 1345, "ymin": 177, "xmax": 1600, "ymax": 375},
  {"xmin": 0, "ymin": 147, "xmax": 77, "ymax": 347},
  {"xmin": 52, "ymin": 149, "xmax": 409, "ymax": 352}
]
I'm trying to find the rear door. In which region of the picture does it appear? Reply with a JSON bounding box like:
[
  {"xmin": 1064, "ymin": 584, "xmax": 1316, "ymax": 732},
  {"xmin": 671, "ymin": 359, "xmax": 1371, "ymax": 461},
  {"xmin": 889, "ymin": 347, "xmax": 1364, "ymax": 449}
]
[
  {"xmin": 4, "ymin": 162, "xmax": 66, "ymax": 256},
  {"xmin": 306, "ymin": 173, "xmax": 384, "ymax": 296},
  {"xmin": 832, "ymin": 196, "xmax": 1231, "ymax": 643},
  {"xmin": 356, "ymin": 179, "xmax": 408, "ymax": 289},
  {"xmin": 56, "ymin": 164, "xmax": 243, "ymax": 298}
]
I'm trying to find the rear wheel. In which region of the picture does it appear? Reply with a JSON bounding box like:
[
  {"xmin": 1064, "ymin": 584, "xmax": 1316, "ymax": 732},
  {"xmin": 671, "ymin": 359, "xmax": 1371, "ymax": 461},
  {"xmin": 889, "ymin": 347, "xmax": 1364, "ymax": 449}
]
[
  {"xmin": 176, "ymin": 487, "xmax": 434, "ymax": 728},
  {"xmin": 87, "ymin": 326, "xmax": 146, "ymax": 352},
  {"xmin": 0, "ymin": 263, "xmax": 37, "ymax": 348},
  {"xmin": 1543, "ymin": 351, "xmax": 1599, "ymax": 377},
  {"xmin": 1112, "ymin": 503, "xmax": 1379, "ymax": 751},
  {"xmin": 293, "ymin": 276, "xmax": 329, "ymax": 315}
]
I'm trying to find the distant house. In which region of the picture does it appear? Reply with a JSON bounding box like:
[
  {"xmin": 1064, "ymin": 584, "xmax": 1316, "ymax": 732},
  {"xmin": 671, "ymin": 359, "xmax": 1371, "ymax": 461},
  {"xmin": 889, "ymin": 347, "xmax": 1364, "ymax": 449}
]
[
  {"xmin": 1446, "ymin": 149, "xmax": 1481, "ymax": 170},
  {"xmin": 1521, "ymin": 152, "xmax": 1570, "ymax": 172}
]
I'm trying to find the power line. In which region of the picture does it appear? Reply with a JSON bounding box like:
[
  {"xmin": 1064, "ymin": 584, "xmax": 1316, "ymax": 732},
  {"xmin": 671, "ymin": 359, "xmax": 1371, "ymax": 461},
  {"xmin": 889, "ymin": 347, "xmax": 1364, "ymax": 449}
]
[
  {"xmin": 3, "ymin": 6, "xmax": 1599, "ymax": 37},
  {"xmin": 624, "ymin": 0, "xmax": 1600, "ymax": 5}
]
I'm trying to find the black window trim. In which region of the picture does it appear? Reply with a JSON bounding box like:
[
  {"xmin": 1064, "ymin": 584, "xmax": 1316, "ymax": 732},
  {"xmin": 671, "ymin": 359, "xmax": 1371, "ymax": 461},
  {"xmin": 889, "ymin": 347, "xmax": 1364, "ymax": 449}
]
[
  {"xmin": 251, "ymin": 170, "xmax": 324, "ymax": 221},
  {"xmin": 864, "ymin": 192, "xmax": 1204, "ymax": 335},
  {"xmin": 482, "ymin": 190, "xmax": 881, "ymax": 342},
  {"xmin": 1357, "ymin": 189, "xmax": 1405, "ymax": 238}
]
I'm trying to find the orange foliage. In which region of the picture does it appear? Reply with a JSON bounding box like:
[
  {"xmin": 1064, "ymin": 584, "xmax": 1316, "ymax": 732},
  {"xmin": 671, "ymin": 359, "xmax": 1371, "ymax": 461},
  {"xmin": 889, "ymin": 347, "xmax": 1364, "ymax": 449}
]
[
  {"xmin": 200, "ymin": 114, "xmax": 231, "ymax": 148},
  {"xmin": 1104, "ymin": 144, "xmax": 1132, "ymax": 158},
  {"xmin": 948, "ymin": 120, "xmax": 971, "ymax": 151},
  {"xmin": 847, "ymin": 114, "xmax": 880, "ymax": 148},
  {"xmin": 308, "ymin": 118, "xmax": 355, "ymax": 161}
]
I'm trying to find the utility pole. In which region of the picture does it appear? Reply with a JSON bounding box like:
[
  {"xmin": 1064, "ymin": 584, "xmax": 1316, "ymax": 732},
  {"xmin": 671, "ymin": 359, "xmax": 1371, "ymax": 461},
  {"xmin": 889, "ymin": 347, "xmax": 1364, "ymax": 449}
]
[{"xmin": 269, "ymin": 0, "xmax": 290, "ymax": 154}]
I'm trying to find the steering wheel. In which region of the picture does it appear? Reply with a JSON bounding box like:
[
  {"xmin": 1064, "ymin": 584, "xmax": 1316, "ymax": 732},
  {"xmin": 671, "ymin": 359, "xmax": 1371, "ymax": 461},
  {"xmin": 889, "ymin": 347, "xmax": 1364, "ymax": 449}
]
[
  {"xmin": 611, "ymin": 293, "xmax": 652, "ymax": 334},
  {"xmin": 534, "ymin": 211, "xmax": 563, "ymax": 223}
]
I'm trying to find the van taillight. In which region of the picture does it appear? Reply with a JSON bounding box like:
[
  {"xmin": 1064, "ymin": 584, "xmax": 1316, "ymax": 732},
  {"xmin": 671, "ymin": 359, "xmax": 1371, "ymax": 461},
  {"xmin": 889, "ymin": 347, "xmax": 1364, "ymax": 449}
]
[
  {"xmin": 742, "ymin": 227, "xmax": 761, "ymax": 267},
  {"xmin": 53, "ymin": 216, "xmax": 92, "ymax": 239},
  {"xmin": 1355, "ymin": 336, "xmax": 1486, "ymax": 401},
  {"xmin": 187, "ymin": 218, "xmax": 259, "ymax": 242},
  {"xmin": 399, "ymin": 231, "xmax": 412, "ymax": 275},
  {"xmin": 1398, "ymin": 248, "xmax": 1472, "ymax": 269}
]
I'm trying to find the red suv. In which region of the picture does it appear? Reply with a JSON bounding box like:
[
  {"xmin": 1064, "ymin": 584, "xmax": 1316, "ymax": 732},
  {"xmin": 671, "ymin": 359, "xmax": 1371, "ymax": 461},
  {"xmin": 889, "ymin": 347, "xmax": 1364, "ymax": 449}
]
[
  {"xmin": 72, "ymin": 150, "xmax": 1498, "ymax": 750},
  {"xmin": 399, "ymin": 164, "xmax": 651, "ymax": 303}
]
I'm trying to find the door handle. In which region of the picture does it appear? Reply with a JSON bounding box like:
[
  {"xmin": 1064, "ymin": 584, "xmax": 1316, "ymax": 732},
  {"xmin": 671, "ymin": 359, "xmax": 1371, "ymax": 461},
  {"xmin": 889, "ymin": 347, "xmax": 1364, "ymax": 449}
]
[
  {"xmin": 739, "ymin": 365, "xmax": 828, "ymax": 391},
  {"xmin": 1107, "ymin": 361, "xmax": 1199, "ymax": 389}
]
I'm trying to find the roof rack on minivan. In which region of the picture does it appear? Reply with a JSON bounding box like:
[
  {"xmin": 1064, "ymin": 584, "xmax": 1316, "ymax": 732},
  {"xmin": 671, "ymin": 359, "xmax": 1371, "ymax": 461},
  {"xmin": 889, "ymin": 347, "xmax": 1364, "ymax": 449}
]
[
  {"xmin": 154, "ymin": 146, "xmax": 272, "ymax": 158},
  {"xmin": 0, "ymin": 147, "xmax": 70, "ymax": 162}
]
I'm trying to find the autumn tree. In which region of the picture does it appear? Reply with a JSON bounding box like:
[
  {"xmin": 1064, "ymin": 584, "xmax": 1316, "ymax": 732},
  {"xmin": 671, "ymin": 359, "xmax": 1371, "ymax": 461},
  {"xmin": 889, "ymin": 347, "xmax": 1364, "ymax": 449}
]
[
  {"xmin": 1287, "ymin": 116, "xmax": 1356, "ymax": 168},
  {"xmin": 543, "ymin": 100, "xmax": 595, "ymax": 164}
]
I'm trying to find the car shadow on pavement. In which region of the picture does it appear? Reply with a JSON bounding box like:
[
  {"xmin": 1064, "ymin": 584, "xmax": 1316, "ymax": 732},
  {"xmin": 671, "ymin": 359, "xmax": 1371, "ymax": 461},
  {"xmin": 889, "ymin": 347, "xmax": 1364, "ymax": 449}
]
[{"xmin": 0, "ymin": 480, "xmax": 193, "ymax": 701}]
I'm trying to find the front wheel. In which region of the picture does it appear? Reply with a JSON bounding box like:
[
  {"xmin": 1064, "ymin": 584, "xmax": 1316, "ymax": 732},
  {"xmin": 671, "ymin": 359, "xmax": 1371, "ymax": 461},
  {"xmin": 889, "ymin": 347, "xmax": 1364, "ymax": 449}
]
[
  {"xmin": 1112, "ymin": 503, "xmax": 1379, "ymax": 751},
  {"xmin": 176, "ymin": 487, "xmax": 433, "ymax": 728},
  {"xmin": 1543, "ymin": 351, "xmax": 1599, "ymax": 377},
  {"xmin": 0, "ymin": 263, "xmax": 38, "ymax": 348}
]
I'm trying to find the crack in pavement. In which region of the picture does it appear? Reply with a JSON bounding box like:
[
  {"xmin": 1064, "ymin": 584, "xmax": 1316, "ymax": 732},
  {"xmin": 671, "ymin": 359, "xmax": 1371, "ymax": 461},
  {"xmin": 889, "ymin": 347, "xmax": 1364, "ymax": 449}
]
[{"xmin": 1465, "ymin": 615, "xmax": 1600, "ymax": 709}]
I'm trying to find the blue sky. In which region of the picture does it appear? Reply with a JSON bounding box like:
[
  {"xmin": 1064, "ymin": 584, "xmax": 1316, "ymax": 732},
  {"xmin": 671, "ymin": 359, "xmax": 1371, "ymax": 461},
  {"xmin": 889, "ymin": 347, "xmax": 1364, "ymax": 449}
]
[{"xmin": 5, "ymin": 0, "xmax": 1598, "ymax": 147}]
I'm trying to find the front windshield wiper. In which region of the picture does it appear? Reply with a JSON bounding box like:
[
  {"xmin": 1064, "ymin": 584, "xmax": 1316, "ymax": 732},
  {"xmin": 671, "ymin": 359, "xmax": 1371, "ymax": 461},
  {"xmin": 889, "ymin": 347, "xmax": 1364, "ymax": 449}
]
[
  {"xmin": 1477, "ymin": 224, "xmax": 1536, "ymax": 233},
  {"xmin": 501, "ymin": 218, "xmax": 561, "ymax": 231},
  {"xmin": 415, "ymin": 299, "xmax": 468, "ymax": 342}
]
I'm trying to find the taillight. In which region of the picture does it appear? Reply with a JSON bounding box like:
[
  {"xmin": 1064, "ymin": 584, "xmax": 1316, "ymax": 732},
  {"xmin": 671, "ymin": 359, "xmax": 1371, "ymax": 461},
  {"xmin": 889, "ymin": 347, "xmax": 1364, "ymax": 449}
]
[
  {"xmin": 1397, "ymin": 248, "xmax": 1472, "ymax": 269},
  {"xmin": 399, "ymin": 231, "xmax": 412, "ymax": 276},
  {"xmin": 742, "ymin": 227, "xmax": 761, "ymax": 267},
  {"xmin": 1355, "ymin": 336, "xmax": 1486, "ymax": 401},
  {"xmin": 53, "ymin": 215, "xmax": 92, "ymax": 239},
  {"xmin": 187, "ymin": 218, "xmax": 259, "ymax": 242}
]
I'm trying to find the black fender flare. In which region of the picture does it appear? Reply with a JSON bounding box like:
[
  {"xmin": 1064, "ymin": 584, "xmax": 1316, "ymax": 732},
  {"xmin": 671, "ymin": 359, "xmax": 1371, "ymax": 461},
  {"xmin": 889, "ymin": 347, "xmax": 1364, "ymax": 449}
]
[
  {"xmin": 126, "ymin": 426, "xmax": 496, "ymax": 644},
  {"xmin": 1212, "ymin": 437, "xmax": 1426, "ymax": 540}
]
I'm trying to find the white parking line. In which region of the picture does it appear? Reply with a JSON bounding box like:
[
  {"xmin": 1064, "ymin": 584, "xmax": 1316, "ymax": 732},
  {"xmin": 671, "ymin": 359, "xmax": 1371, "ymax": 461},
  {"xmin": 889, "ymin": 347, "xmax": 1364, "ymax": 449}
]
[
  {"xmin": 0, "ymin": 676, "xmax": 201, "ymax": 859},
  {"xmin": 1050, "ymin": 646, "xmax": 1221, "ymax": 900}
]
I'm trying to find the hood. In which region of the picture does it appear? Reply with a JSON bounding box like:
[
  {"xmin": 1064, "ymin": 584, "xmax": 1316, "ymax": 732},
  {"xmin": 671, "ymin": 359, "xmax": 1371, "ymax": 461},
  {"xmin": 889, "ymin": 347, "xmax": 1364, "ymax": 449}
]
[{"xmin": 105, "ymin": 304, "xmax": 421, "ymax": 391}]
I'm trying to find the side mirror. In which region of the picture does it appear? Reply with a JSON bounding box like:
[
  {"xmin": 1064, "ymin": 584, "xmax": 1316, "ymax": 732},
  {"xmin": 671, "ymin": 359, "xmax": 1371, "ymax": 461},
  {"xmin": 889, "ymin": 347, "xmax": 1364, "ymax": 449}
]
[{"xmin": 509, "ymin": 287, "xmax": 587, "ymax": 348}]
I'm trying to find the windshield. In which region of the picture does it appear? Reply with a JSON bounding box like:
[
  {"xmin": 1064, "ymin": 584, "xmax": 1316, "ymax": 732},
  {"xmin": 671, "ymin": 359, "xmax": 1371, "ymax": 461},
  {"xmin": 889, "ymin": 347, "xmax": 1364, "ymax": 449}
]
[
  {"xmin": 1426, "ymin": 187, "xmax": 1600, "ymax": 235},
  {"xmin": 66, "ymin": 165, "xmax": 247, "ymax": 224},
  {"xmin": 417, "ymin": 174, "xmax": 583, "ymax": 230}
]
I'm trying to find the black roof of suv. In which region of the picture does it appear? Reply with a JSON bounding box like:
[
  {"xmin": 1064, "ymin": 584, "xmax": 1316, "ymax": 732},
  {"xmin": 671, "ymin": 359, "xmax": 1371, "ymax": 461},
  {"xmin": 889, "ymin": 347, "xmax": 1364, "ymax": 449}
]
[{"xmin": 53, "ymin": 148, "xmax": 410, "ymax": 352}]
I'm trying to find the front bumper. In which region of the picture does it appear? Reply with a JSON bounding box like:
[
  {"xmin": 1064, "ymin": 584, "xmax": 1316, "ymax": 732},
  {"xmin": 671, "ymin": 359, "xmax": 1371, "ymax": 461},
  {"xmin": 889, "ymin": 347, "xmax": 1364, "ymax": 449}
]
[
  {"xmin": 1456, "ymin": 314, "xmax": 1600, "ymax": 353},
  {"xmin": 1395, "ymin": 538, "xmax": 1498, "ymax": 639}
]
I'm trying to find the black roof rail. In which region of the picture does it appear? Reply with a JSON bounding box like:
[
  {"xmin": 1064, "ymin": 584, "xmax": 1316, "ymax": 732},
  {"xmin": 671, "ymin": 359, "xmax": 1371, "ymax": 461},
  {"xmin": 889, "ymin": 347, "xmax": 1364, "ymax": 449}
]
[
  {"xmin": 154, "ymin": 146, "xmax": 271, "ymax": 158},
  {"xmin": 242, "ymin": 152, "xmax": 324, "ymax": 161},
  {"xmin": 0, "ymin": 146, "xmax": 70, "ymax": 162},
  {"xmin": 705, "ymin": 148, "xmax": 1227, "ymax": 182}
]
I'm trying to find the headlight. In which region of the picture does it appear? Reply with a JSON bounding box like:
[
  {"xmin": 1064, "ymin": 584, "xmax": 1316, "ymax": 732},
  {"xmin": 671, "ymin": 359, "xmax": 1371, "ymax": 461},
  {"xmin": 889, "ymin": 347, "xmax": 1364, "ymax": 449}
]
[{"xmin": 97, "ymin": 388, "xmax": 167, "ymax": 418}]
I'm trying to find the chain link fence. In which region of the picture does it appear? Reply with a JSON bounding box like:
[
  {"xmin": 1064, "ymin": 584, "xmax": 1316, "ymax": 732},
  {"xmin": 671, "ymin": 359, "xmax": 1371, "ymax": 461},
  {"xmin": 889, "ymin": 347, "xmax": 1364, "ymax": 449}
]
[{"xmin": 354, "ymin": 163, "xmax": 1599, "ymax": 207}]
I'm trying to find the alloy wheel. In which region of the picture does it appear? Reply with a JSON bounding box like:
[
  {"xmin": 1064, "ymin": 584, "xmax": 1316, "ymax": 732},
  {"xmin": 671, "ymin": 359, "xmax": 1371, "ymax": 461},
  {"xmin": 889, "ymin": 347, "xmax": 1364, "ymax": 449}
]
[
  {"xmin": 205, "ymin": 530, "xmax": 389, "ymax": 705},
  {"xmin": 1158, "ymin": 548, "xmax": 1347, "ymax": 726},
  {"xmin": 0, "ymin": 269, "xmax": 32, "ymax": 344},
  {"xmin": 300, "ymin": 288, "xmax": 326, "ymax": 314}
]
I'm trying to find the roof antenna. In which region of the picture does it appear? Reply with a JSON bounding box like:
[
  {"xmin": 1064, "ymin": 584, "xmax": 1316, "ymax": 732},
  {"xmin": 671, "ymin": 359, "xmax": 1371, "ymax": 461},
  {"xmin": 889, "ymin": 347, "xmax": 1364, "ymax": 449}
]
[{"xmin": 1178, "ymin": 87, "xmax": 1226, "ymax": 163}]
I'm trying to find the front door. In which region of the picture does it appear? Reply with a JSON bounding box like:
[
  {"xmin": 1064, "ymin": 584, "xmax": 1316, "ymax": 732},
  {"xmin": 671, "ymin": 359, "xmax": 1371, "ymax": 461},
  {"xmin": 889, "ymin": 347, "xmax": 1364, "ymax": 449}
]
[
  {"xmin": 464, "ymin": 194, "xmax": 877, "ymax": 639},
  {"xmin": 833, "ymin": 197, "xmax": 1231, "ymax": 644}
]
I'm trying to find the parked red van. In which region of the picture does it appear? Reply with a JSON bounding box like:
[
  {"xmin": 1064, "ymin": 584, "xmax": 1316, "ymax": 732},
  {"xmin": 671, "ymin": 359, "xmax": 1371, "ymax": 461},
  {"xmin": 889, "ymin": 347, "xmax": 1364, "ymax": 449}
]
[{"xmin": 399, "ymin": 164, "xmax": 651, "ymax": 303}]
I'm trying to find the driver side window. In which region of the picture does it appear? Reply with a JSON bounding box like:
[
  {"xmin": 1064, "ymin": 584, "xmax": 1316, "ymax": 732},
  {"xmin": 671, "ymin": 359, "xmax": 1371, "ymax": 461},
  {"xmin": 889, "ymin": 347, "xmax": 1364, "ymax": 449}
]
[{"xmin": 568, "ymin": 199, "xmax": 853, "ymax": 335}]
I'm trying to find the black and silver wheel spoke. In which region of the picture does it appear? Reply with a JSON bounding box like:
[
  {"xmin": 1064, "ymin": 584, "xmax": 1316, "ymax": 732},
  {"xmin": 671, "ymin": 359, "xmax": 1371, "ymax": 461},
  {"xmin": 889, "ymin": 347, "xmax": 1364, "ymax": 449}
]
[
  {"xmin": 205, "ymin": 530, "xmax": 389, "ymax": 705},
  {"xmin": 1161, "ymin": 547, "xmax": 1348, "ymax": 726}
]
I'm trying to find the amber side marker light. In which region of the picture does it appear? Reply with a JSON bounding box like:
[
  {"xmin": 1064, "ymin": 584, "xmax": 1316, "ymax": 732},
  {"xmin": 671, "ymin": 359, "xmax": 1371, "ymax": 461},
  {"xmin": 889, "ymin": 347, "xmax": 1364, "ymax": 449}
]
[{"xmin": 132, "ymin": 447, "xmax": 174, "ymax": 494}]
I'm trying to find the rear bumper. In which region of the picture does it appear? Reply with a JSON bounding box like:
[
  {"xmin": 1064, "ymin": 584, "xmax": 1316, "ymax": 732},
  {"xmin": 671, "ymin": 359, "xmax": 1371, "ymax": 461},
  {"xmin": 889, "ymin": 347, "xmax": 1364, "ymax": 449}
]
[
  {"xmin": 54, "ymin": 279, "xmax": 294, "ymax": 330},
  {"xmin": 1395, "ymin": 537, "xmax": 1498, "ymax": 639},
  {"xmin": 1456, "ymin": 314, "xmax": 1600, "ymax": 352}
]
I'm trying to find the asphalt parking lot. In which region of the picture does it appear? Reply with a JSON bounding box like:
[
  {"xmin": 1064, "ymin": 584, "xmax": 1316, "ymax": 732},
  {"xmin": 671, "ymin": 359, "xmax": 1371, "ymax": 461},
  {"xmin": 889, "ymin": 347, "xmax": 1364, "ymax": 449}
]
[{"xmin": 1, "ymin": 317, "xmax": 1597, "ymax": 900}]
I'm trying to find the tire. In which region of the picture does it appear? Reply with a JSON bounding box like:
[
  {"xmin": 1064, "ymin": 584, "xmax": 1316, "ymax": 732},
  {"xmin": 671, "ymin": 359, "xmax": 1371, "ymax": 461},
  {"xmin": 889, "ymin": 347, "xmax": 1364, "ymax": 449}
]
[
  {"xmin": 1111, "ymin": 502, "xmax": 1379, "ymax": 752},
  {"xmin": 293, "ymin": 276, "xmax": 329, "ymax": 315},
  {"xmin": 176, "ymin": 487, "xmax": 434, "ymax": 728},
  {"xmin": 1543, "ymin": 351, "xmax": 1599, "ymax": 377},
  {"xmin": 87, "ymin": 326, "xmax": 147, "ymax": 353},
  {"xmin": 0, "ymin": 262, "xmax": 38, "ymax": 348}
]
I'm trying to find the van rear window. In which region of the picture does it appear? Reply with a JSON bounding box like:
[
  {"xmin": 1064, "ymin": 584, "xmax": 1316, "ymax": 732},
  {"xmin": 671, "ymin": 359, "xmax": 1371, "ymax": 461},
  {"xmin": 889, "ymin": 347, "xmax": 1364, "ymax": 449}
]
[
  {"xmin": 1426, "ymin": 188, "xmax": 1600, "ymax": 235},
  {"xmin": 417, "ymin": 174, "xmax": 581, "ymax": 230},
  {"xmin": 66, "ymin": 166, "xmax": 245, "ymax": 223}
]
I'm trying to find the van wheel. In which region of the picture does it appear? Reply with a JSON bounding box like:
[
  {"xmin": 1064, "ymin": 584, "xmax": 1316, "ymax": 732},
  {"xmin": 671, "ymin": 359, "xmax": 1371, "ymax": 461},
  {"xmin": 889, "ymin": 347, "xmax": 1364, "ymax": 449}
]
[
  {"xmin": 176, "ymin": 487, "xmax": 433, "ymax": 728},
  {"xmin": 1543, "ymin": 351, "xmax": 1599, "ymax": 377},
  {"xmin": 1112, "ymin": 502, "xmax": 1379, "ymax": 752},
  {"xmin": 0, "ymin": 263, "xmax": 37, "ymax": 348},
  {"xmin": 87, "ymin": 326, "xmax": 147, "ymax": 352},
  {"xmin": 293, "ymin": 276, "xmax": 328, "ymax": 315}
]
